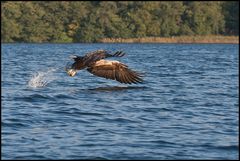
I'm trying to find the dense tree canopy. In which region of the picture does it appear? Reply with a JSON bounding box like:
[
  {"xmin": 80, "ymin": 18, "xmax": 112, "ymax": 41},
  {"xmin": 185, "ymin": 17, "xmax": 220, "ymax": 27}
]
[{"xmin": 1, "ymin": 1, "xmax": 239, "ymax": 43}]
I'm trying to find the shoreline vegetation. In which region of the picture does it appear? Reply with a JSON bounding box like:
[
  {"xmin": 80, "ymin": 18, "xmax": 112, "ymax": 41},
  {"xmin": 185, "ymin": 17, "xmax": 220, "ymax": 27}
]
[
  {"xmin": 100, "ymin": 35, "xmax": 239, "ymax": 44},
  {"xmin": 1, "ymin": 2, "xmax": 239, "ymax": 43},
  {"xmin": 1, "ymin": 35, "xmax": 238, "ymax": 44}
]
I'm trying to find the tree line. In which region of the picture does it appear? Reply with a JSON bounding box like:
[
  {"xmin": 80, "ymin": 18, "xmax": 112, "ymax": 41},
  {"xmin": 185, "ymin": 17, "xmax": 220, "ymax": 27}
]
[{"xmin": 1, "ymin": 1, "xmax": 239, "ymax": 43}]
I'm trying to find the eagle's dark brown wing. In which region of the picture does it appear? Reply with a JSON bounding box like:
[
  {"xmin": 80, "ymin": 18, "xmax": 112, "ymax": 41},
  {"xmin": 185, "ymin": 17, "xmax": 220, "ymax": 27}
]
[
  {"xmin": 86, "ymin": 60, "xmax": 143, "ymax": 84},
  {"xmin": 69, "ymin": 50, "xmax": 125, "ymax": 70},
  {"xmin": 83, "ymin": 50, "xmax": 125, "ymax": 66}
]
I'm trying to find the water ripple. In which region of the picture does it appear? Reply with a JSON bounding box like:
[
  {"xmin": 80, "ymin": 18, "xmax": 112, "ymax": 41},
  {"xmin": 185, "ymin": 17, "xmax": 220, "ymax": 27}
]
[{"xmin": 2, "ymin": 43, "xmax": 238, "ymax": 160}]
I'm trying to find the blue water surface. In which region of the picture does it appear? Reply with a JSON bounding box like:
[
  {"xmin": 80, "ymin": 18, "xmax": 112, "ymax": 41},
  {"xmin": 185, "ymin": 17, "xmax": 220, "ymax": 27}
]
[{"xmin": 1, "ymin": 43, "xmax": 239, "ymax": 160}]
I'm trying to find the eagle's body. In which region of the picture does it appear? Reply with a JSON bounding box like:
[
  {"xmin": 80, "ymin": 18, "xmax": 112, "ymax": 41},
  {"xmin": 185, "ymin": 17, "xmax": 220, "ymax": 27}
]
[{"xmin": 65, "ymin": 50, "xmax": 143, "ymax": 84}]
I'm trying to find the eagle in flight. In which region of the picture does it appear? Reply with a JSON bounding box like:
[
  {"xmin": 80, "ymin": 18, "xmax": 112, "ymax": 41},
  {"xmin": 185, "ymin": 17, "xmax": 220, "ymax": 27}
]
[{"xmin": 65, "ymin": 50, "xmax": 143, "ymax": 84}]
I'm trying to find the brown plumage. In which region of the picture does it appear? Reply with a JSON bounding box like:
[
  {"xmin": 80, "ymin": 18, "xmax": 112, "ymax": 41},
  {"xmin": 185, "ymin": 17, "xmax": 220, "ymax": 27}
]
[{"xmin": 65, "ymin": 50, "xmax": 143, "ymax": 84}]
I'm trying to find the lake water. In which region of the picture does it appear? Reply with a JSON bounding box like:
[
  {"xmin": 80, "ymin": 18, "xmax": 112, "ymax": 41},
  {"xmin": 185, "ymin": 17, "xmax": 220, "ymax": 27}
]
[{"xmin": 2, "ymin": 43, "xmax": 239, "ymax": 160}]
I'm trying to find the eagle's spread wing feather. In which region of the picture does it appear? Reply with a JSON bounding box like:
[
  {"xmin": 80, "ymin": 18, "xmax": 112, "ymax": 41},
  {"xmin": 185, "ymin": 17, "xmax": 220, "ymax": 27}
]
[
  {"xmin": 83, "ymin": 50, "xmax": 125, "ymax": 66},
  {"xmin": 87, "ymin": 60, "xmax": 143, "ymax": 84}
]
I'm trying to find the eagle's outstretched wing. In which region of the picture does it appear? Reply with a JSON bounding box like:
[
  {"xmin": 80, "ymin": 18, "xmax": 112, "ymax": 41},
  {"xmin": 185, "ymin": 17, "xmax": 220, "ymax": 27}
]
[
  {"xmin": 83, "ymin": 50, "xmax": 125, "ymax": 66},
  {"xmin": 87, "ymin": 60, "xmax": 143, "ymax": 84}
]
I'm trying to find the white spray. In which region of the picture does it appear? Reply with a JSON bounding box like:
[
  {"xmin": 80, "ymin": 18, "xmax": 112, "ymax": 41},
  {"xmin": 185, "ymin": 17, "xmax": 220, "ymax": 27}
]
[{"xmin": 28, "ymin": 68, "xmax": 58, "ymax": 88}]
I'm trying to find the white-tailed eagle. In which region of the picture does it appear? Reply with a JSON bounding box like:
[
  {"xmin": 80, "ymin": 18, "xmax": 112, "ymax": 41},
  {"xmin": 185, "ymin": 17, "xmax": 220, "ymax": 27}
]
[{"xmin": 65, "ymin": 50, "xmax": 143, "ymax": 84}]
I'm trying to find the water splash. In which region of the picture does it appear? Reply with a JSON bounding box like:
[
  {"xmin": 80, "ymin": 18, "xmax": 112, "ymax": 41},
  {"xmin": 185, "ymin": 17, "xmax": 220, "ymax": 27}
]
[{"xmin": 28, "ymin": 68, "xmax": 58, "ymax": 88}]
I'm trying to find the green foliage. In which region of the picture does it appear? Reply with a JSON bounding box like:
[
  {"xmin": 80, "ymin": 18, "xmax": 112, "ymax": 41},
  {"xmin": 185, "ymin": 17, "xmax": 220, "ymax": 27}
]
[
  {"xmin": 183, "ymin": 2, "xmax": 225, "ymax": 35},
  {"xmin": 222, "ymin": 1, "xmax": 239, "ymax": 35},
  {"xmin": 1, "ymin": 1, "xmax": 239, "ymax": 43},
  {"xmin": 1, "ymin": 2, "xmax": 22, "ymax": 42}
]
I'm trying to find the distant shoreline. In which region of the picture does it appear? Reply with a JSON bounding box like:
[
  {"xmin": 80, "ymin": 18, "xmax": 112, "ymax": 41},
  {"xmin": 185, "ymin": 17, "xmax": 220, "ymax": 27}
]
[
  {"xmin": 1, "ymin": 35, "xmax": 238, "ymax": 44},
  {"xmin": 99, "ymin": 35, "xmax": 239, "ymax": 44}
]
